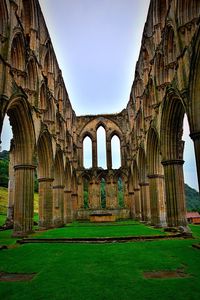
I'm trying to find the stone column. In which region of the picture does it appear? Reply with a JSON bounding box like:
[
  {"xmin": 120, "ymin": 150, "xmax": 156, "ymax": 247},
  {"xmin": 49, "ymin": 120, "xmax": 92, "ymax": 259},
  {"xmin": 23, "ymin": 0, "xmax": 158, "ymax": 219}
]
[
  {"xmin": 148, "ymin": 175, "xmax": 166, "ymax": 227},
  {"xmin": 129, "ymin": 191, "xmax": 135, "ymax": 218},
  {"xmin": 64, "ymin": 190, "xmax": 72, "ymax": 223},
  {"xmin": 106, "ymin": 138, "xmax": 112, "ymax": 169},
  {"xmin": 53, "ymin": 185, "xmax": 64, "ymax": 227},
  {"xmin": 38, "ymin": 177, "xmax": 54, "ymax": 229},
  {"xmin": 134, "ymin": 188, "xmax": 141, "ymax": 220},
  {"xmin": 123, "ymin": 181, "xmax": 129, "ymax": 208},
  {"xmin": 77, "ymin": 183, "xmax": 83, "ymax": 209},
  {"xmin": 88, "ymin": 180, "xmax": 101, "ymax": 209},
  {"xmin": 92, "ymin": 139, "xmax": 97, "ymax": 168},
  {"xmin": 7, "ymin": 147, "xmax": 15, "ymax": 223},
  {"xmin": 106, "ymin": 181, "xmax": 118, "ymax": 208},
  {"xmin": 13, "ymin": 164, "xmax": 36, "ymax": 237},
  {"xmin": 190, "ymin": 131, "xmax": 200, "ymax": 191},
  {"xmin": 139, "ymin": 182, "xmax": 151, "ymax": 223},
  {"xmin": 162, "ymin": 159, "xmax": 187, "ymax": 227},
  {"xmin": 71, "ymin": 193, "xmax": 78, "ymax": 219}
]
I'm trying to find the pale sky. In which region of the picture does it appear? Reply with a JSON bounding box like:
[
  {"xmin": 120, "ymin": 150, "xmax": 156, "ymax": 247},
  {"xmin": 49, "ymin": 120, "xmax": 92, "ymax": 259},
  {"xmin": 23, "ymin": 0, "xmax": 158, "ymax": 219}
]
[{"xmin": 0, "ymin": 0, "xmax": 199, "ymax": 191}]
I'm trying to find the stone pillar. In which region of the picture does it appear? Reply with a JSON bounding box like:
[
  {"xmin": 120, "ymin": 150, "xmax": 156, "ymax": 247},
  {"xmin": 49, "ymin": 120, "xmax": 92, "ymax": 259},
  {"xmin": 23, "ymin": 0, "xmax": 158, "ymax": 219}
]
[
  {"xmin": 190, "ymin": 131, "xmax": 200, "ymax": 191},
  {"xmin": 53, "ymin": 185, "xmax": 64, "ymax": 227},
  {"xmin": 162, "ymin": 159, "xmax": 187, "ymax": 227},
  {"xmin": 88, "ymin": 180, "xmax": 101, "ymax": 209},
  {"xmin": 106, "ymin": 181, "xmax": 118, "ymax": 208},
  {"xmin": 134, "ymin": 188, "xmax": 141, "ymax": 220},
  {"xmin": 64, "ymin": 190, "xmax": 72, "ymax": 223},
  {"xmin": 7, "ymin": 148, "xmax": 15, "ymax": 222},
  {"xmin": 92, "ymin": 139, "xmax": 97, "ymax": 168},
  {"xmin": 129, "ymin": 191, "xmax": 135, "ymax": 218},
  {"xmin": 148, "ymin": 175, "xmax": 167, "ymax": 227},
  {"xmin": 77, "ymin": 183, "xmax": 83, "ymax": 209},
  {"xmin": 38, "ymin": 177, "xmax": 54, "ymax": 229},
  {"xmin": 13, "ymin": 164, "xmax": 36, "ymax": 237},
  {"xmin": 139, "ymin": 182, "xmax": 151, "ymax": 223},
  {"xmin": 106, "ymin": 138, "xmax": 112, "ymax": 169},
  {"xmin": 123, "ymin": 181, "xmax": 129, "ymax": 208},
  {"xmin": 71, "ymin": 193, "xmax": 78, "ymax": 219}
]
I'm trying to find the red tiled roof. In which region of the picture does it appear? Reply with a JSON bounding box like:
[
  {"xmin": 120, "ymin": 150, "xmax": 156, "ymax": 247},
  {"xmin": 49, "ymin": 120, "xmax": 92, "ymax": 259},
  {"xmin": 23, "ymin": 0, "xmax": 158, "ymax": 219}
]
[{"xmin": 186, "ymin": 212, "xmax": 200, "ymax": 218}]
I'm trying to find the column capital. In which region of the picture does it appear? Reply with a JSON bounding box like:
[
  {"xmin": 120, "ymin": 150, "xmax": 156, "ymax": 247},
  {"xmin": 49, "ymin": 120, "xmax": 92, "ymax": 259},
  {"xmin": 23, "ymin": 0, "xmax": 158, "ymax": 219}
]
[
  {"xmin": 129, "ymin": 191, "xmax": 134, "ymax": 195},
  {"xmin": 38, "ymin": 177, "xmax": 54, "ymax": 183},
  {"xmin": 139, "ymin": 182, "xmax": 149, "ymax": 187},
  {"xmin": 64, "ymin": 189, "xmax": 72, "ymax": 194},
  {"xmin": 148, "ymin": 174, "xmax": 164, "ymax": 179},
  {"xmin": 14, "ymin": 164, "xmax": 37, "ymax": 170},
  {"xmin": 53, "ymin": 185, "xmax": 65, "ymax": 189},
  {"xmin": 161, "ymin": 159, "xmax": 184, "ymax": 166}
]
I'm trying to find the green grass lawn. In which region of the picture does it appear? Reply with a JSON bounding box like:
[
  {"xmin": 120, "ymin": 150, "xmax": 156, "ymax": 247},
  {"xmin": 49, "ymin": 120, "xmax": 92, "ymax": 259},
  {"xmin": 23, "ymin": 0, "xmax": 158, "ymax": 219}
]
[
  {"xmin": 32, "ymin": 221, "xmax": 166, "ymax": 239},
  {"xmin": 0, "ymin": 223, "xmax": 200, "ymax": 300}
]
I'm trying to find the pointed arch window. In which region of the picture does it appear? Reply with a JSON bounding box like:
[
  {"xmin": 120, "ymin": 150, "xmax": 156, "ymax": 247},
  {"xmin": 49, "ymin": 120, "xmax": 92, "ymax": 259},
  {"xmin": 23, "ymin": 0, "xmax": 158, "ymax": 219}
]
[
  {"xmin": 97, "ymin": 126, "xmax": 107, "ymax": 169},
  {"xmin": 83, "ymin": 136, "xmax": 92, "ymax": 169},
  {"xmin": 111, "ymin": 135, "xmax": 121, "ymax": 169}
]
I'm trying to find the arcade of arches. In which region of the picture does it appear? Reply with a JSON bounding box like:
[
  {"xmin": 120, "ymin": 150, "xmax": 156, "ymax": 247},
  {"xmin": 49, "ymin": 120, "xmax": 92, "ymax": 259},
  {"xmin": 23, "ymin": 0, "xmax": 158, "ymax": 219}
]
[{"xmin": 0, "ymin": 0, "xmax": 200, "ymax": 236}]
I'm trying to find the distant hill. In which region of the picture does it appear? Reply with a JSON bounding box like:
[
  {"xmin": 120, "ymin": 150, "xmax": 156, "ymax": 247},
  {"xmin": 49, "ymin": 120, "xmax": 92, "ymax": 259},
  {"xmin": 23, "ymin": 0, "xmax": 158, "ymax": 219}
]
[
  {"xmin": 0, "ymin": 150, "xmax": 9, "ymax": 187},
  {"xmin": 185, "ymin": 183, "xmax": 200, "ymax": 212}
]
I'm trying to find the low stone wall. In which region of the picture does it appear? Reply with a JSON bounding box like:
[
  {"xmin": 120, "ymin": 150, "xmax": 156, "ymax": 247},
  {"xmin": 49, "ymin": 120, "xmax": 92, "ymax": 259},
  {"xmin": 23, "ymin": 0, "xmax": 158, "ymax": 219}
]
[{"xmin": 76, "ymin": 208, "xmax": 130, "ymax": 221}]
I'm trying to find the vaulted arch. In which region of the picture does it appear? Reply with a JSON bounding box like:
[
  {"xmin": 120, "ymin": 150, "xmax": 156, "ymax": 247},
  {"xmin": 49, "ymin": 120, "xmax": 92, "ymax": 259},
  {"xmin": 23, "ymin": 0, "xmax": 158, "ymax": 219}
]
[
  {"xmin": 160, "ymin": 90, "xmax": 187, "ymax": 227},
  {"xmin": 147, "ymin": 127, "xmax": 166, "ymax": 226},
  {"xmin": 11, "ymin": 33, "xmax": 25, "ymax": 71},
  {"xmin": 26, "ymin": 57, "xmax": 38, "ymax": 91},
  {"xmin": 37, "ymin": 129, "xmax": 54, "ymax": 228},
  {"xmin": 53, "ymin": 149, "xmax": 65, "ymax": 226},
  {"xmin": 6, "ymin": 96, "xmax": 36, "ymax": 236},
  {"xmin": 0, "ymin": 0, "xmax": 8, "ymax": 37}
]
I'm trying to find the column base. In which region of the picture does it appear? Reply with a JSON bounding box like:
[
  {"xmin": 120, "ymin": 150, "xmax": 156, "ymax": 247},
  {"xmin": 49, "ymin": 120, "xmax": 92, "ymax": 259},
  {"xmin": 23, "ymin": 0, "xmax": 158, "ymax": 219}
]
[{"xmin": 12, "ymin": 230, "xmax": 34, "ymax": 238}]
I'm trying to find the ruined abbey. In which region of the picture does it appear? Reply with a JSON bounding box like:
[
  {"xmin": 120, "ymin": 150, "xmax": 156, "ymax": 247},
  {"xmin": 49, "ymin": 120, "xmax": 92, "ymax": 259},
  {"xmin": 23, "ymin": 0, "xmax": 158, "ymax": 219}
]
[{"xmin": 0, "ymin": 0, "xmax": 200, "ymax": 236}]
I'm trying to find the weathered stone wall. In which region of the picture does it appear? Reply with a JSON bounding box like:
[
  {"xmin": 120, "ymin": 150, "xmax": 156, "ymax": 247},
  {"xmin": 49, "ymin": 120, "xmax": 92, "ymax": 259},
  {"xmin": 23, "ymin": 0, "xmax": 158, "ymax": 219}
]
[{"xmin": 0, "ymin": 0, "xmax": 200, "ymax": 234}]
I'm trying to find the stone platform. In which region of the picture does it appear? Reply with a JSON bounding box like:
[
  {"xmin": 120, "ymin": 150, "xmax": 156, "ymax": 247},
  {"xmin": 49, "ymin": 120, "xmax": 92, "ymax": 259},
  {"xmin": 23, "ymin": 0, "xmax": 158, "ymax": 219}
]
[{"xmin": 76, "ymin": 208, "xmax": 130, "ymax": 221}]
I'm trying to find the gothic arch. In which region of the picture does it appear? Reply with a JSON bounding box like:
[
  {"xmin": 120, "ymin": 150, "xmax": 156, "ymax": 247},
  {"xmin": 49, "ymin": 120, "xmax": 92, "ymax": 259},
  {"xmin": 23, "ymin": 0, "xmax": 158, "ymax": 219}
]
[
  {"xmin": 147, "ymin": 127, "xmax": 162, "ymax": 175},
  {"xmin": 160, "ymin": 90, "xmax": 187, "ymax": 227},
  {"xmin": 155, "ymin": 52, "xmax": 165, "ymax": 88},
  {"xmin": 0, "ymin": 0, "xmax": 8, "ymax": 38},
  {"xmin": 6, "ymin": 95, "xmax": 36, "ymax": 235},
  {"xmin": 39, "ymin": 82, "xmax": 47, "ymax": 111},
  {"xmin": 10, "ymin": 32, "xmax": 25, "ymax": 71},
  {"xmin": 177, "ymin": 0, "xmax": 200, "ymax": 26},
  {"xmin": 189, "ymin": 26, "xmax": 200, "ymax": 190},
  {"xmin": 147, "ymin": 126, "xmax": 166, "ymax": 226},
  {"xmin": 53, "ymin": 149, "xmax": 65, "ymax": 226},
  {"xmin": 21, "ymin": 0, "xmax": 38, "ymax": 38},
  {"xmin": 26, "ymin": 57, "xmax": 38, "ymax": 91},
  {"xmin": 37, "ymin": 129, "xmax": 54, "ymax": 228}
]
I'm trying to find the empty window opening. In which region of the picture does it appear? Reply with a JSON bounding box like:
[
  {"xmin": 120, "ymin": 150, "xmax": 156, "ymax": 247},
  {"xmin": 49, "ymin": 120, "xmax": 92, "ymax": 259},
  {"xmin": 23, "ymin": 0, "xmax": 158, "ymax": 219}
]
[
  {"xmin": 97, "ymin": 126, "xmax": 107, "ymax": 169},
  {"xmin": 183, "ymin": 114, "xmax": 198, "ymax": 191},
  {"xmin": 83, "ymin": 136, "xmax": 92, "ymax": 168},
  {"xmin": 111, "ymin": 135, "xmax": 121, "ymax": 169}
]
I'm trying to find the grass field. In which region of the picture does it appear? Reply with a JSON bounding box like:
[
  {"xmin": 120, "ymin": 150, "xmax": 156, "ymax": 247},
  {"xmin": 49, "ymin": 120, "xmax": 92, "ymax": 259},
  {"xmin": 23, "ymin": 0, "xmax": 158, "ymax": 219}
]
[
  {"xmin": 1, "ymin": 186, "xmax": 200, "ymax": 300},
  {"xmin": 0, "ymin": 223, "xmax": 200, "ymax": 300},
  {"xmin": 0, "ymin": 187, "xmax": 39, "ymax": 216}
]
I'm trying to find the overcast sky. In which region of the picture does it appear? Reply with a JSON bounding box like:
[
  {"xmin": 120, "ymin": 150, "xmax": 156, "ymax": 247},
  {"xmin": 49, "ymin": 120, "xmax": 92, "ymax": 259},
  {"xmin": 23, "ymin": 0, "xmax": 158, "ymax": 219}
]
[{"xmin": 1, "ymin": 0, "xmax": 199, "ymax": 190}]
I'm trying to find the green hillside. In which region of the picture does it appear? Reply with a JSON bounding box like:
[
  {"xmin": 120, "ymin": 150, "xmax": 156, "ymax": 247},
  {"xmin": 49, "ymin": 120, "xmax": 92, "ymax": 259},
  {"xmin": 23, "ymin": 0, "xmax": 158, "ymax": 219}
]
[{"xmin": 185, "ymin": 183, "xmax": 200, "ymax": 212}]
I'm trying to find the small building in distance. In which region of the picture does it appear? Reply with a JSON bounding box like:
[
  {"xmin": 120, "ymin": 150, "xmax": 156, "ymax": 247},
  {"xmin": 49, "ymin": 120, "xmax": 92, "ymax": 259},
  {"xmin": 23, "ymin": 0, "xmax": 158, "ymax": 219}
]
[{"xmin": 186, "ymin": 212, "xmax": 200, "ymax": 224}]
